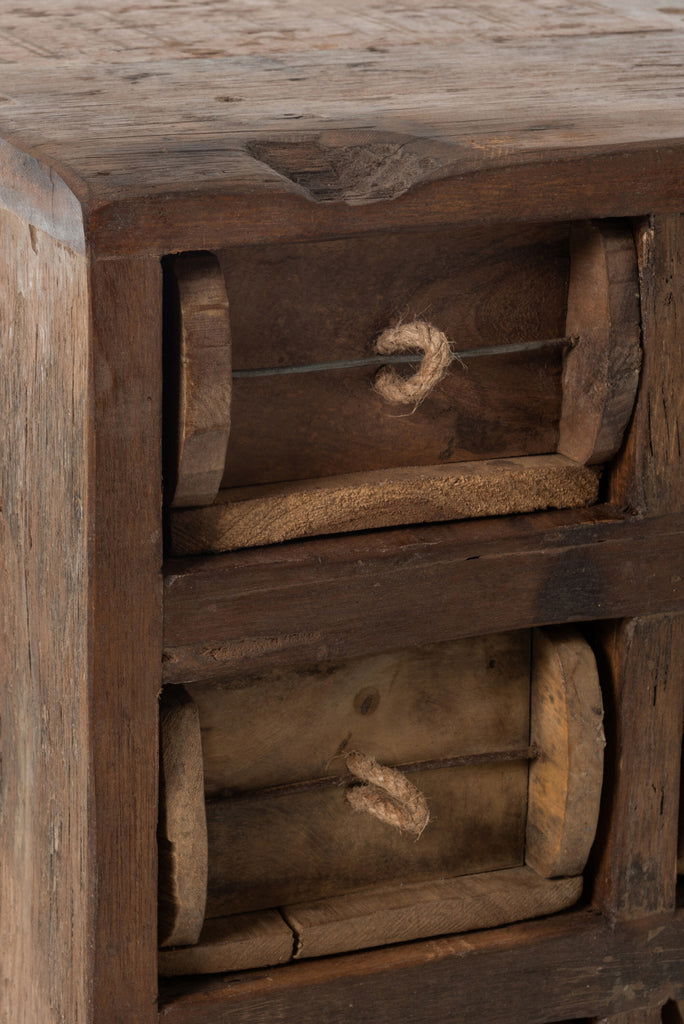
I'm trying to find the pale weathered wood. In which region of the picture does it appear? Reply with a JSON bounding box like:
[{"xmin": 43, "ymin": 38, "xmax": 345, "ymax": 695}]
[
  {"xmin": 592, "ymin": 615, "xmax": 684, "ymax": 920},
  {"xmin": 158, "ymin": 909, "xmax": 684, "ymax": 1024},
  {"xmin": 186, "ymin": 633, "xmax": 531, "ymax": 797},
  {"xmin": 4, "ymin": 14, "xmax": 684, "ymax": 254},
  {"xmin": 0, "ymin": 210, "xmax": 162, "ymax": 1023},
  {"xmin": 159, "ymin": 687, "xmax": 208, "ymax": 948},
  {"xmin": 163, "ymin": 509, "xmax": 684, "ymax": 684},
  {"xmin": 169, "ymin": 253, "xmax": 231, "ymax": 508},
  {"xmin": 526, "ymin": 627, "xmax": 605, "ymax": 878},
  {"xmin": 559, "ymin": 220, "xmax": 641, "ymax": 465},
  {"xmin": 284, "ymin": 868, "xmax": 582, "ymax": 961},
  {"xmin": 171, "ymin": 455, "xmax": 599, "ymax": 554},
  {"xmin": 159, "ymin": 911, "xmax": 293, "ymax": 977},
  {"xmin": 0, "ymin": 207, "xmax": 91, "ymax": 1024}
]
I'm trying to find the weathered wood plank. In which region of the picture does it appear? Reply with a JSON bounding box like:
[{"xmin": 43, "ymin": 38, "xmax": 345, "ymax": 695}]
[
  {"xmin": 592, "ymin": 615, "xmax": 684, "ymax": 920},
  {"xmin": 158, "ymin": 909, "xmax": 684, "ymax": 1024},
  {"xmin": 284, "ymin": 869, "xmax": 581, "ymax": 962},
  {"xmin": 171, "ymin": 455, "xmax": 599, "ymax": 554},
  {"xmin": 609, "ymin": 215, "xmax": 684, "ymax": 515},
  {"xmin": 89, "ymin": 256, "xmax": 163, "ymax": 1023},
  {"xmin": 163, "ymin": 510, "xmax": 684, "ymax": 683},
  {"xmin": 0, "ymin": 207, "xmax": 91, "ymax": 1024},
  {"xmin": 159, "ymin": 911, "xmax": 293, "ymax": 978}
]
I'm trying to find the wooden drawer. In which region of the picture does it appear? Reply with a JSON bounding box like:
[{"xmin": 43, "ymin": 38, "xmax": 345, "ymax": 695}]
[
  {"xmin": 158, "ymin": 625, "xmax": 604, "ymax": 975},
  {"xmin": 166, "ymin": 219, "xmax": 640, "ymax": 555}
]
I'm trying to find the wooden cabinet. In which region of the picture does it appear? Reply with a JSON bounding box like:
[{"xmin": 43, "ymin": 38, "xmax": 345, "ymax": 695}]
[{"xmin": 1, "ymin": 4, "xmax": 684, "ymax": 1024}]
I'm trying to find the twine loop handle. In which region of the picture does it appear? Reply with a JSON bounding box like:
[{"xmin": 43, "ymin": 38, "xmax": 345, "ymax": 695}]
[
  {"xmin": 344, "ymin": 751, "xmax": 430, "ymax": 838},
  {"xmin": 373, "ymin": 320, "xmax": 454, "ymax": 406}
]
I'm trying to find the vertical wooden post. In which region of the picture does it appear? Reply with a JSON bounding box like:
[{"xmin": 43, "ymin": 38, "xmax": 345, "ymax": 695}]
[
  {"xmin": 0, "ymin": 207, "xmax": 162, "ymax": 1024},
  {"xmin": 593, "ymin": 214, "xmax": 684, "ymax": 922},
  {"xmin": 89, "ymin": 256, "xmax": 162, "ymax": 1022}
]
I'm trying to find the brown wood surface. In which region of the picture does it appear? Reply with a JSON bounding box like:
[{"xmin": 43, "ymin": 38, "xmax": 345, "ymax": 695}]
[
  {"xmin": 559, "ymin": 220, "xmax": 641, "ymax": 465},
  {"xmin": 159, "ymin": 911, "xmax": 293, "ymax": 978},
  {"xmin": 609, "ymin": 215, "xmax": 684, "ymax": 515},
  {"xmin": 159, "ymin": 908, "xmax": 684, "ymax": 1024},
  {"xmin": 188, "ymin": 633, "xmax": 530, "ymax": 797},
  {"xmin": 171, "ymin": 455, "xmax": 600, "ymax": 554},
  {"xmin": 205, "ymin": 760, "xmax": 527, "ymax": 918},
  {"xmin": 284, "ymin": 868, "xmax": 581, "ymax": 962},
  {"xmin": 169, "ymin": 253, "xmax": 231, "ymax": 509},
  {"xmin": 158, "ymin": 687, "xmax": 208, "ymax": 948},
  {"xmin": 163, "ymin": 509, "xmax": 684, "ymax": 683},
  {"xmin": 596, "ymin": 1012, "xmax": 663, "ymax": 1023},
  {"xmin": 592, "ymin": 615, "xmax": 684, "ymax": 920},
  {"xmin": 88, "ymin": 256, "xmax": 163, "ymax": 1023},
  {"xmin": 526, "ymin": 627, "xmax": 605, "ymax": 878},
  {"xmin": 0, "ymin": 208, "xmax": 91, "ymax": 1024},
  {"xmin": 0, "ymin": 209, "xmax": 162, "ymax": 1023},
  {"xmin": 3, "ymin": 6, "xmax": 684, "ymax": 254}
]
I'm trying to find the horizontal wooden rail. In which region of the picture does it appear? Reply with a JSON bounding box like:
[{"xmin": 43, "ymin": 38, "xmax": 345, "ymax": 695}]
[
  {"xmin": 158, "ymin": 907, "xmax": 684, "ymax": 1024},
  {"xmin": 163, "ymin": 507, "xmax": 684, "ymax": 683}
]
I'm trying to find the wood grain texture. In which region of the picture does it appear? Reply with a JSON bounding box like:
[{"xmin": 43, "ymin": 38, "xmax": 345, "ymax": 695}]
[
  {"xmin": 158, "ymin": 909, "xmax": 684, "ymax": 1024},
  {"xmin": 609, "ymin": 215, "xmax": 684, "ymax": 515},
  {"xmin": 595, "ymin": 1012, "xmax": 663, "ymax": 1024},
  {"xmin": 163, "ymin": 509, "xmax": 684, "ymax": 683},
  {"xmin": 592, "ymin": 615, "xmax": 684, "ymax": 920},
  {"xmin": 186, "ymin": 633, "xmax": 530, "ymax": 797},
  {"xmin": 171, "ymin": 455, "xmax": 600, "ymax": 554},
  {"xmin": 0, "ymin": 214, "xmax": 162, "ymax": 1023},
  {"xmin": 283, "ymin": 869, "xmax": 581, "ymax": 961},
  {"xmin": 159, "ymin": 687, "xmax": 208, "ymax": 948},
  {"xmin": 559, "ymin": 220, "xmax": 641, "ymax": 464},
  {"xmin": 526, "ymin": 627, "xmax": 605, "ymax": 878},
  {"xmin": 204, "ymin": 761, "xmax": 527, "ymax": 918},
  {"xmin": 0, "ymin": 208, "xmax": 91, "ymax": 1024},
  {"xmin": 89, "ymin": 256, "xmax": 162, "ymax": 1023},
  {"xmin": 159, "ymin": 911, "xmax": 293, "ymax": 977},
  {"xmin": 3, "ymin": 6, "xmax": 684, "ymax": 252},
  {"xmin": 169, "ymin": 253, "xmax": 231, "ymax": 508}
]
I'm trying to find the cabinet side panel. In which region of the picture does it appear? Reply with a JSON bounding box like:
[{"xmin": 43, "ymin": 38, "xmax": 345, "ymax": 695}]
[
  {"xmin": 90, "ymin": 256, "xmax": 162, "ymax": 1024},
  {"xmin": 0, "ymin": 209, "xmax": 91, "ymax": 1023}
]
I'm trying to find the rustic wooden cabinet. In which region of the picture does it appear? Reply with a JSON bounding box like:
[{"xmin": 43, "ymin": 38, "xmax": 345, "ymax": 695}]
[{"xmin": 1, "ymin": 2, "xmax": 683, "ymax": 1023}]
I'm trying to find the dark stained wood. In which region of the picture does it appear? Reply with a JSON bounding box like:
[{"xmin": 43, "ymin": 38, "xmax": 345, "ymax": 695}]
[
  {"xmin": 163, "ymin": 509, "xmax": 684, "ymax": 683},
  {"xmin": 158, "ymin": 909, "xmax": 684, "ymax": 1024},
  {"xmin": 609, "ymin": 215, "xmax": 684, "ymax": 515},
  {"xmin": 89, "ymin": 256, "xmax": 163, "ymax": 1023},
  {"xmin": 592, "ymin": 615, "xmax": 684, "ymax": 920}
]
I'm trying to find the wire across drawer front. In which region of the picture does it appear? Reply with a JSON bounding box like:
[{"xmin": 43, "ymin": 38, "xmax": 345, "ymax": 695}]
[
  {"xmin": 165, "ymin": 218, "xmax": 640, "ymax": 554},
  {"xmin": 158, "ymin": 625, "xmax": 604, "ymax": 976}
]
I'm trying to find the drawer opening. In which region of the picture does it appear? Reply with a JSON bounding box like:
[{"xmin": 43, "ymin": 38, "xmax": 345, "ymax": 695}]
[
  {"xmin": 158, "ymin": 626, "xmax": 604, "ymax": 975},
  {"xmin": 163, "ymin": 219, "xmax": 640, "ymax": 554}
]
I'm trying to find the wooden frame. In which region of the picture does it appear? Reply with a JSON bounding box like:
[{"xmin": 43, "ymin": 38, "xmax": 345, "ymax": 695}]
[{"xmin": 2, "ymin": 7, "xmax": 684, "ymax": 1022}]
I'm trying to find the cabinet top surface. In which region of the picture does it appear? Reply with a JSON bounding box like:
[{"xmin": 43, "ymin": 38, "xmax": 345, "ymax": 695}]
[{"xmin": 2, "ymin": 0, "xmax": 684, "ymax": 254}]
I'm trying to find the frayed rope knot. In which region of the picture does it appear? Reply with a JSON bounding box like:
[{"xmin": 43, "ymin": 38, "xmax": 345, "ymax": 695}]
[
  {"xmin": 344, "ymin": 751, "xmax": 430, "ymax": 838},
  {"xmin": 373, "ymin": 320, "xmax": 455, "ymax": 406}
]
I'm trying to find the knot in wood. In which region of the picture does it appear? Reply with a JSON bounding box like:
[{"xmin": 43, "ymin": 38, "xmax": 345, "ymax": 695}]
[
  {"xmin": 373, "ymin": 320, "xmax": 453, "ymax": 406},
  {"xmin": 344, "ymin": 751, "xmax": 430, "ymax": 838}
]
